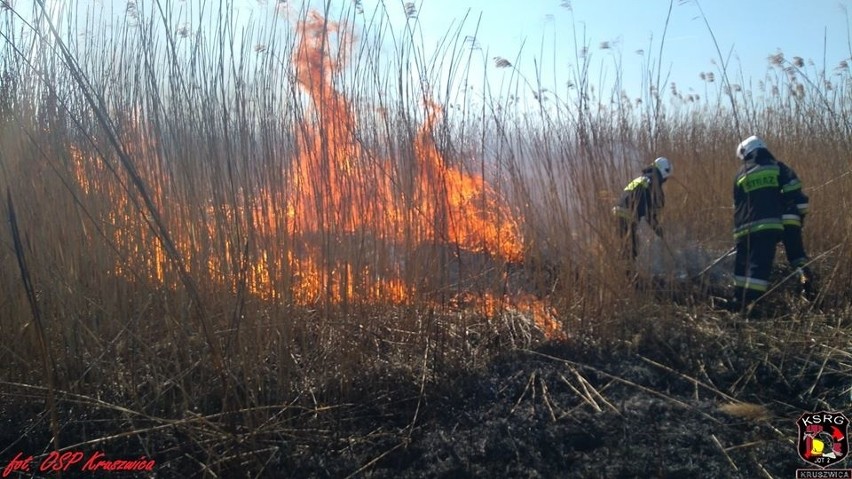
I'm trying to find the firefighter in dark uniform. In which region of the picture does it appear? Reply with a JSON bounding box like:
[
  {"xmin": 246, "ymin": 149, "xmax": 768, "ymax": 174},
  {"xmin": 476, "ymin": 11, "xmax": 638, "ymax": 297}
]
[
  {"xmin": 613, "ymin": 157, "xmax": 672, "ymax": 267},
  {"xmin": 731, "ymin": 136, "xmax": 785, "ymax": 311},
  {"xmin": 775, "ymin": 158, "xmax": 817, "ymax": 299}
]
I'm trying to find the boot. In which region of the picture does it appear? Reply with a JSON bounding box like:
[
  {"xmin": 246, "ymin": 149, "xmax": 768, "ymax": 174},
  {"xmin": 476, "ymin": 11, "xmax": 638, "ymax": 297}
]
[
  {"xmin": 798, "ymin": 267, "xmax": 818, "ymax": 301},
  {"xmin": 741, "ymin": 289, "xmax": 770, "ymax": 319},
  {"xmin": 720, "ymin": 287, "xmax": 748, "ymax": 313},
  {"xmin": 744, "ymin": 301, "xmax": 771, "ymax": 320},
  {"xmin": 717, "ymin": 296, "xmax": 747, "ymax": 314}
]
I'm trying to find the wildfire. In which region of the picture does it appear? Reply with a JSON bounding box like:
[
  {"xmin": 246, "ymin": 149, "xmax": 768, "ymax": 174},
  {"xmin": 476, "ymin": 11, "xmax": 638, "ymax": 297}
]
[{"xmin": 69, "ymin": 10, "xmax": 561, "ymax": 338}]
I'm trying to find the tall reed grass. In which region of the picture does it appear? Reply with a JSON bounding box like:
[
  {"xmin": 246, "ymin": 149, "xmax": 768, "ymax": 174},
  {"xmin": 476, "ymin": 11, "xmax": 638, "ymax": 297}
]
[{"xmin": 0, "ymin": 0, "xmax": 849, "ymax": 466}]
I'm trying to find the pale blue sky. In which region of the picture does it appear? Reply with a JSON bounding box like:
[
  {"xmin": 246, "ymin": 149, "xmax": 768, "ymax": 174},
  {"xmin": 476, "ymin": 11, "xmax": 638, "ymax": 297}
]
[
  {"xmin": 237, "ymin": 0, "xmax": 852, "ymax": 104},
  {"xmin": 18, "ymin": 0, "xmax": 852, "ymax": 105},
  {"xmin": 445, "ymin": 0, "xmax": 852, "ymax": 85}
]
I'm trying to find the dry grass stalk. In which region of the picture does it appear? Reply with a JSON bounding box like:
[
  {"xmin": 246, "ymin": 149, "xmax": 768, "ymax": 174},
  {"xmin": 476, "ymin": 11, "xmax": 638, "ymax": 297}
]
[
  {"xmin": 717, "ymin": 402, "xmax": 770, "ymax": 421},
  {"xmin": 0, "ymin": 1, "xmax": 849, "ymax": 475}
]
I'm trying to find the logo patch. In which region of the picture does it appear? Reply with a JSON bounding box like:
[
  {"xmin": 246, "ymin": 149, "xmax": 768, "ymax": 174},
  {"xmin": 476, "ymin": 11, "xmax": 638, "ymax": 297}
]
[{"xmin": 797, "ymin": 411, "xmax": 849, "ymax": 469}]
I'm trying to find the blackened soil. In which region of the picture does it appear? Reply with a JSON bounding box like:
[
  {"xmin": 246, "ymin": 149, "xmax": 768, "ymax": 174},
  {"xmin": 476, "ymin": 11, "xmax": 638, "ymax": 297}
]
[{"xmin": 2, "ymin": 310, "xmax": 850, "ymax": 478}]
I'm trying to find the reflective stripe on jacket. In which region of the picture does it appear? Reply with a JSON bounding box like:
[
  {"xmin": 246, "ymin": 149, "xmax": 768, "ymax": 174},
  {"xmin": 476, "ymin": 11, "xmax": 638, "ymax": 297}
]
[
  {"xmin": 733, "ymin": 159, "xmax": 783, "ymax": 239},
  {"xmin": 614, "ymin": 168, "xmax": 664, "ymax": 226},
  {"xmin": 776, "ymin": 160, "xmax": 810, "ymax": 222}
]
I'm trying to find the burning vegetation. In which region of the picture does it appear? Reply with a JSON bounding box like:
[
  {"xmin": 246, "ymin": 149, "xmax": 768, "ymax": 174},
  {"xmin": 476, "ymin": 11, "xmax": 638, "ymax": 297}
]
[
  {"xmin": 65, "ymin": 9, "xmax": 558, "ymax": 336},
  {"xmin": 1, "ymin": 2, "xmax": 851, "ymax": 477}
]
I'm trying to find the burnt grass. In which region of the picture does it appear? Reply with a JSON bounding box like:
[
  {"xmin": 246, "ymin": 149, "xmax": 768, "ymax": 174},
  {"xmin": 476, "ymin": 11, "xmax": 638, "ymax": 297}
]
[{"xmin": 2, "ymin": 296, "xmax": 851, "ymax": 479}]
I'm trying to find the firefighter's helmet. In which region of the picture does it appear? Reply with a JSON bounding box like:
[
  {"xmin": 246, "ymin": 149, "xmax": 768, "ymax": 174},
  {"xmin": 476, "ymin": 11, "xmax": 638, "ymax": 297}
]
[
  {"xmin": 737, "ymin": 135, "xmax": 767, "ymax": 160},
  {"xmin": 654, "ymin": 157, "xmax": 672, "ymax": 179}
]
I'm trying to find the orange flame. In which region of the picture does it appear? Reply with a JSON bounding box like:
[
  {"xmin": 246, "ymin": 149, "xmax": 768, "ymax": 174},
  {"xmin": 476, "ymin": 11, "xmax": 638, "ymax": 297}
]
[
  {"xmin": 69, "ymin": 11, "xmax": 561, "ymax": 338},
  {"xmin": 290, "ymin": 11, "xmax": 522, "ymax": 257},
  {"xmin": 414, "ymin": 98, "xmax": 523, "ymax": 260}
]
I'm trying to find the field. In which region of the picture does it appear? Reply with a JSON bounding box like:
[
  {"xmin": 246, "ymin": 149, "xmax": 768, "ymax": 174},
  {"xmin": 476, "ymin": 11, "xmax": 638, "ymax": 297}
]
[{"xmin": 1, "ymin": 1, "xmax": 851, "ymax": 477}]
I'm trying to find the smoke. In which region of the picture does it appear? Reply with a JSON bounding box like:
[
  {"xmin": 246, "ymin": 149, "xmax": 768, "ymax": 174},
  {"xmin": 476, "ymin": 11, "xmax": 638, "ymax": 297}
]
[{"xmin": 640, "ymin": 225, "xmax": 733, "ymax": 284}]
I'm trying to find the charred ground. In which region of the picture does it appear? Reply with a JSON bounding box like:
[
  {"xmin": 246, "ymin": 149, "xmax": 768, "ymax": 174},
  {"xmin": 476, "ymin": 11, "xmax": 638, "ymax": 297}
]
[{"xmin": 2, "ymin": 291, "xmax": 850, "ymax": 479}]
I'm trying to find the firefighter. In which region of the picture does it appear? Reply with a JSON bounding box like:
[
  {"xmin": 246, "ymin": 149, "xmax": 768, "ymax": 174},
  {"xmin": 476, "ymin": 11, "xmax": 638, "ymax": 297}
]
[
  {"xmin": 775, "ymin": 157, "xmax": 817, "ymax": 300},
  {"xmin": 613, "ymin": 157, "xmax": 672, "ymax": 268},
  {"xmin": 730, "ymin": 136, "xmax": 784, "ymax": 312}
]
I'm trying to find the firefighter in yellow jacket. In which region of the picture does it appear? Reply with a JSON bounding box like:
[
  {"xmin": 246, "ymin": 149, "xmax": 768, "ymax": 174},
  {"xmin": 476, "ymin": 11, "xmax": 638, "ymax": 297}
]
[{"xmin": 613, "ymin": 157, "xmax": 672, "ymax": 264}]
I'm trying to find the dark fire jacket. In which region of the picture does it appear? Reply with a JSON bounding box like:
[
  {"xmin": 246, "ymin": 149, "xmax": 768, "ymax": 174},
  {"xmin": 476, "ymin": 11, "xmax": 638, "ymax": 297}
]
[
  {"xmin": 733, "ymin": 150, "xmax": 784, "ymax": 239},
  {"xmin": 613, "ymin": 167, "xmax": 665, "ymax": 230}
]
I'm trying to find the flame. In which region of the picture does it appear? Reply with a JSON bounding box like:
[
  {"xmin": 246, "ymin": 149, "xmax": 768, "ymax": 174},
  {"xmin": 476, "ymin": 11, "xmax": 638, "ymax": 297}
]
[
  {"xmin": 290, "ymin": 11, "xmax": 522, "ymax": 259},
  {"xmin": 417, "ymin": 98, "xmax": 523, "ymax": 260},
  {"xmin": 68, "ymin": 11, "xmax": 561, "ymax": 338}
]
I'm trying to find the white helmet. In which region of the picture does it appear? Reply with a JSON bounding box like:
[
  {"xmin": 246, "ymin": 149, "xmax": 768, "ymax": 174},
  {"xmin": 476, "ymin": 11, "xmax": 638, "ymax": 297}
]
[
  {"xmin": 654, "ymin": 157, "xmax": 672, "ymax": 179},
  {"xmin": 736, "ymin": 135, "xmax": 767, "ymax": 160}
]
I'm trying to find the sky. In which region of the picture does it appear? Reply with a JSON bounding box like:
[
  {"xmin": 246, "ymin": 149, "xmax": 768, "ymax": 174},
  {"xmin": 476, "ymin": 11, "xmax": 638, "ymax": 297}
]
[
  {"xmin": 238, "ymin": 0, "xmax": 852, "ymax": 105},
  {"xmin": 11, "ymin": 0, "xmax": 852, "ymax": 106}
]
